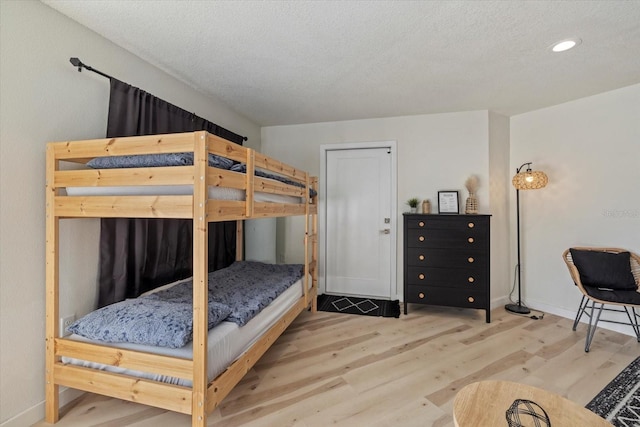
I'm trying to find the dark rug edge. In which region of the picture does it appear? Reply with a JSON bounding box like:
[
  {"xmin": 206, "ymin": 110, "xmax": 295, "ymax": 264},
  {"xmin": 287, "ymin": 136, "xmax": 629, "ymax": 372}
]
[
  {"xmin": 317, "ymin": 294, "xmax": 400, "ymax": 318},
  {"xmin": 585, "ymin": 355, "xmax": 640, "ymax": 420}
]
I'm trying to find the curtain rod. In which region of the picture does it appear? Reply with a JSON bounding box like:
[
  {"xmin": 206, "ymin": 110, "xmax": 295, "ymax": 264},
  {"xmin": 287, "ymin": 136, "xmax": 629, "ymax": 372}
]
[
  {"xmin": 69, "ymin": 57, "xmax": 248, "ymax": 141},
  {"xmin": 70, "ymin": 57, "xmax": 114, "ymax": 80}
]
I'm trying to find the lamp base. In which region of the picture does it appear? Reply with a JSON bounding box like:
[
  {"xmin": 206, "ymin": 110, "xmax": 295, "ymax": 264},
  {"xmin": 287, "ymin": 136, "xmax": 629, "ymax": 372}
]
[{"xmin": 505, "ymin": 303, "xmax": 531, "ymax": 315}]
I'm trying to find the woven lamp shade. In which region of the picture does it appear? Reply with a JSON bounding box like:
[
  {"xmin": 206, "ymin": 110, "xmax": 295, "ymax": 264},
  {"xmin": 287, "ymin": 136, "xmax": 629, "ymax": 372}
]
[{"xmin": 512, "ymin": 170, "xmax": 548, "ymax": 190}]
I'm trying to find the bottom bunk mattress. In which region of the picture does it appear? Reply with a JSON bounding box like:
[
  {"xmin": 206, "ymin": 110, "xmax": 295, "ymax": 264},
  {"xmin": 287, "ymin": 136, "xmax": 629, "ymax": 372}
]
[{"xmin": 62, "ymin": 266, "xmax": 305, "ymax": 387}]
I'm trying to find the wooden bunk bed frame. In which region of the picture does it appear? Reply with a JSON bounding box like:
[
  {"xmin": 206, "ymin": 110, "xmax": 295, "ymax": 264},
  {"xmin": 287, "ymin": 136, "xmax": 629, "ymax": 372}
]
[{"xmin": 45, "ymin": 130, "xmax": 318, "ymax": 426}]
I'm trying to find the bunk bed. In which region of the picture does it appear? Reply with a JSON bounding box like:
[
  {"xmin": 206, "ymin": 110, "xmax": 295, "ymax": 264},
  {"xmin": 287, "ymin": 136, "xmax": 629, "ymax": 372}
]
[{"xmin": 45, "ymin": 130, "xmax": 318, "ymax": 427}]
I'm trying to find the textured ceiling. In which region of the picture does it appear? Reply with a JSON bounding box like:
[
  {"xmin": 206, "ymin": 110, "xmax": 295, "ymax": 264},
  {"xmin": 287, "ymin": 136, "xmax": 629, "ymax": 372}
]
[{"xmin": 43, "ymin": 0, "xmax": 640, "ymax": 126}]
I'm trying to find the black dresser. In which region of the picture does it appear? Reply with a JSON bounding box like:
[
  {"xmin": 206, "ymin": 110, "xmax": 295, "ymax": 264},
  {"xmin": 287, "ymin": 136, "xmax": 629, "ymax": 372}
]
[{"xmin": 403, "ymin": 214, "xmax": 491, "ymax": 322}]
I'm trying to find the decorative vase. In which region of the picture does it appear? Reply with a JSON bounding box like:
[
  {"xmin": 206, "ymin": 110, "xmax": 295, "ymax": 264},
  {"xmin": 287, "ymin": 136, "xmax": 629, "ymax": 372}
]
[
  {"xmin": 464, "ymin": 175, "xmax": 479, "ymax": 214},
  {"xmin": 465, "ymin": 192, "xmax": 478, "ymax": 214},
  {"xmin": 422, "ymin": 199, "xmax": 431, "ymax": 214}
]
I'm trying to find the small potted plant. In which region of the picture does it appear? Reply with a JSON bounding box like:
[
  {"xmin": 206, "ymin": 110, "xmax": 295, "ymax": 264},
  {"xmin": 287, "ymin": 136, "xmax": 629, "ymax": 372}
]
[{"xmin": 407, "ymin": 197, "xmax": 419, "ymax": 213}]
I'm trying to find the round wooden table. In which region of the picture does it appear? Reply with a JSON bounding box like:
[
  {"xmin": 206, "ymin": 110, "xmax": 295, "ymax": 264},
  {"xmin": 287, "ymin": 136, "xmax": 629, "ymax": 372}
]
[{"xmin": 453, "ymin": 380, "xmax": 612, "ymax": 426}]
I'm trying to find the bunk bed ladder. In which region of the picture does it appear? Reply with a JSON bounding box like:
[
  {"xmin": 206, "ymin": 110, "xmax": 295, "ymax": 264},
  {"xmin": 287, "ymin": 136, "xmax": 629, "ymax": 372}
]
[
  {"xmin": 304, "ymin": 176, "xmax": 319, "ymax": 311},
  {"xmin": 311, "ymin": 177, "xmax": 319, "ymax": 311}
]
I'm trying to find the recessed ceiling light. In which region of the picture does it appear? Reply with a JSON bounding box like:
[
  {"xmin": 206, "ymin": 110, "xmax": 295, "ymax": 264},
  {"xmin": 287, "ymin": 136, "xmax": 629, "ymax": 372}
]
[{"xmin": 551, "ymin": 38, "xmax": 581, "ymax": 52}]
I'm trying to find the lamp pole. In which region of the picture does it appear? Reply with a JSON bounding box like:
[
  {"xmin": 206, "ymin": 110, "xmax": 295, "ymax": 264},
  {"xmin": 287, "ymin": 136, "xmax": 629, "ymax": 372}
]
[{"xmin": 506, "ymin": 163, "xmax": 532, "ymax": 315}]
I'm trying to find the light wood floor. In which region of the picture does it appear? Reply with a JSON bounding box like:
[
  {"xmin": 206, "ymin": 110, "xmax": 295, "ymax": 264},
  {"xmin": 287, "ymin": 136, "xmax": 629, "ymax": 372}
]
[{"xmin": 35, "ymin": 305, "xmax": 639, "ymax": 427}]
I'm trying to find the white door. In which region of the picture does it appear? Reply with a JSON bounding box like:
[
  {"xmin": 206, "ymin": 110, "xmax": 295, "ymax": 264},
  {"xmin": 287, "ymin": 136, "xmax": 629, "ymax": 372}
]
[{"xmin": 325, "ymin": 147, "xmax": 393, "ymax": 298}]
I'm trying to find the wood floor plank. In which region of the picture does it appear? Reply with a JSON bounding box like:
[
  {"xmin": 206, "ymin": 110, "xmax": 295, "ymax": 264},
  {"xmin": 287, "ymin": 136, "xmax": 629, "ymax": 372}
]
[
  {"xmin": 34, "ymin": 306, "xmax": 640, "ymax": 427},
  {"xmin": 376, "ymin": 398, "xmax": 446, "ymax": 427},
  {"xmin": 213, "ymin": 378, "xmax": 349, "ymax": 427},
  {"xmin": 302, "ymin": 370, "xmax": 446, "ymax": 426},
  {"xmin": 425, "ymin": 349, "xmax": 535, "ymax": 406}
]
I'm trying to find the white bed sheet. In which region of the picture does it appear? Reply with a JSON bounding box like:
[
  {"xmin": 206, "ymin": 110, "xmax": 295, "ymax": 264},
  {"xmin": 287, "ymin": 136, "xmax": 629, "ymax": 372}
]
[
  {"xmin": 65, "ymin": 185, "xmax": 303, "ymax": 204},
  {"xmin": 62, "ymin": 277, "xmax": 304, "ymax": 387}
]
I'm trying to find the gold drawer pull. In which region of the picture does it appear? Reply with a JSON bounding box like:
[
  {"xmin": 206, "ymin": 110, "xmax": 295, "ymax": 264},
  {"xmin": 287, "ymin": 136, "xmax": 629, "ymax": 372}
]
[
  {"xmin": 418, "ymin": 236, "xmax": 425, "ymax": 242},
  {"xmin": 418, "ymin": 255, "xmax": 425, "ymax": 261},
  {"xmin": 468, "ymin": 237, "xmax": 474, "ymax": 243},
  {"xmin": 468, "ymin": 257, "xmax": 474, "ymax": 263},
  {"xmin": 418, "ymin": 273, "xmax": 425, "ymax": 280},
  {"xmin": 468, "ymin": 222, "xmax": 474, "ymax": 228},
  {"xmin": 468, "ymin": 296, "xmax": 475, "ymax": 303},
  {"xmin": 418, "ymin": 292, "xmax": 425, "ymax": 299},
  {"xmin": 468, "ymin": 277, "xmax": 475, "ymax": 283},
  {"xmin": 418, "ymin": 221, "xmax": 425, "ymax": 227}
]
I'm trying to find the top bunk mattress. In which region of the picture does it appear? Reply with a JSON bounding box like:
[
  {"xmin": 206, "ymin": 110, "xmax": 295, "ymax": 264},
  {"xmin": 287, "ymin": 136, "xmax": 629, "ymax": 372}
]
[{"xmin": 65, "ymin": 184, "xmax": 303, "ymax": 204}]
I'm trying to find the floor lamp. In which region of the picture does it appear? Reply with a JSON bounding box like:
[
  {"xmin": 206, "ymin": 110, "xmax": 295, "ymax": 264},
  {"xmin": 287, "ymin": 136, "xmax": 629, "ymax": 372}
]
[{"xmin": 505, "ymin": 162, "xmax": 548, "ymax": 315}]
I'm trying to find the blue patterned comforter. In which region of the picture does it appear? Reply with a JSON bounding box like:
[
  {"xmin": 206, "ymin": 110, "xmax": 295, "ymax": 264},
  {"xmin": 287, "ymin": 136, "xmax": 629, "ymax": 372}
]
[
  {"xmin": 150, "ymin": 261, "xmax": 304, "ymax": 327},
  {"xmin": 209, "ymin": 261, "xmax": 303, "ymax": 325},
  {"xmin": 230, "ymin": 164, "xmax": 317, "ymax": 197},
  {"xmin": 86, "ymin": 152, "xmax": 235, "ymax": 170},
  {"xmin": 68, "ymin": 261, "xmax": 304, "ymax": 348}
]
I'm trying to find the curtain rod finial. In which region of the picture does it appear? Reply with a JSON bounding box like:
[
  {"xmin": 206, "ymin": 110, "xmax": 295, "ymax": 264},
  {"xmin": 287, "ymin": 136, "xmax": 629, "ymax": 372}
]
[{"xmin": 69, "ymin": 57, "xmax": 83, "ymax": 72}]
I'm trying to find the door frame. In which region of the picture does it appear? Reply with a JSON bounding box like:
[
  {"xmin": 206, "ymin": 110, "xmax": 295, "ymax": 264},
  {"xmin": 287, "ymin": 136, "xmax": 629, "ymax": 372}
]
[{"xmin": 319, "ymin": 141, "xmax": 398, "ymax": 299}]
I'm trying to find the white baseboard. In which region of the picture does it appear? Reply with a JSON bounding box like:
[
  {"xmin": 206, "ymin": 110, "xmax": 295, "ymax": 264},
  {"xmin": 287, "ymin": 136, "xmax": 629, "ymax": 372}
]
[
  {"xmin": 491, "ymin": 295, "xmax": 510, "ymax": 310},
  {"xmin": 482, "ymin": 295, "xmax": 636, "ymax": 339},
  {"xmin": 525, "ymin": 298, "xmax": 638, "ymax": 337},
  {"xmin": 1, "ymin": 387, "xmax": 84, "ymax": 427}
]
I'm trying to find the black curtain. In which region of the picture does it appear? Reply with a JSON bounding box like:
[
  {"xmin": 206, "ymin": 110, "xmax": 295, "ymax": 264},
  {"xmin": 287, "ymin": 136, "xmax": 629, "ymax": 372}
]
[{"xmin": 98, "ymin": 78, "xmax": 244, "ymax": 307}]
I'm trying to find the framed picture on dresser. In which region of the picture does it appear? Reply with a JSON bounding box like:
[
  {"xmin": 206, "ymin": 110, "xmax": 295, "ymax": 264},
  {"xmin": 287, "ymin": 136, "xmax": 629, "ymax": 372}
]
[{"xmin": 438, "ymin": 191, "xmax": 459, "ymax": 214}]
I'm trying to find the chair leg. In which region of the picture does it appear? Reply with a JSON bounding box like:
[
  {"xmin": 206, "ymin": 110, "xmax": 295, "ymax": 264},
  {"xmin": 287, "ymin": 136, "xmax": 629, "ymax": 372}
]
[
  {"xmin": 584, "ymin": 301, "xmax": 604, "ymax": 353},
  {"xmin": 573, "ymin": 295, "xmax": 587, "ymax": 331},
  {"xmin": 623, "ymin": 307, "xmax": 640, "ymax": 342}
]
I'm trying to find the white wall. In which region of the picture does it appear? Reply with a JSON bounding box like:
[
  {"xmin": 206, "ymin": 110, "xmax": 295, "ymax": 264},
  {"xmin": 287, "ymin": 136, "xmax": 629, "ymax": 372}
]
[
  {"xmin": 262, "ymin": 111, "xmax": 510, "ymax": 300},
  {"xmin": 510, "ymin": 83, "xmax": 640, "ymax": 329},
  {"xmin": 0, "ymin": 2, "xmax": 259, "ymax": 425},
  {"xmin": 488, "ymin": 113, "xmax": 512, "ymax": 303}
]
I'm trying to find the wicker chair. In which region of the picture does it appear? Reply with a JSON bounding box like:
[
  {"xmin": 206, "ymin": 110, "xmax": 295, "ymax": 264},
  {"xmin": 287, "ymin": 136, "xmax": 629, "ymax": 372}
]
[{"xmin": 562, "ymin": 247, "xmax": 640, "ymax": 352}]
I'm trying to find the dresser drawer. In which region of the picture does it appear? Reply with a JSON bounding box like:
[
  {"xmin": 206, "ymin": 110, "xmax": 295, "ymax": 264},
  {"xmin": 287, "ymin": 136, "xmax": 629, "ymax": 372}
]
[
  {"xmin": 406, "ymin": 248, "xmax": 486, "ymax": 268},
  {"xmin": 407, "ymin": 217, "xmax": 487, "ymax": 231},
  {"xmin": 406, "ymin": 266, "xmax": 486, "ymax": 288},
  {"xmin": 406, "ymin": 286, "xmax": 487, "ymax": 309},
  {"xmin": 405, "ymin": 228, "xmax": 486, "ymax": 249}
]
